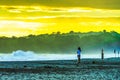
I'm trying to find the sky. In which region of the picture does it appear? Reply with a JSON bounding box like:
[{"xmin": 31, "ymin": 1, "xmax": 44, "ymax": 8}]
[{"xmin": 0, "ymin": 0, "xmax": 120, "ymax": 37}]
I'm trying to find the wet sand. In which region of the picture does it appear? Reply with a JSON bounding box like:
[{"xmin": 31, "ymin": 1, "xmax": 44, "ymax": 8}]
[{"xmin": 0, "ymin": 58, "xmax": 120, "ymax": 80}]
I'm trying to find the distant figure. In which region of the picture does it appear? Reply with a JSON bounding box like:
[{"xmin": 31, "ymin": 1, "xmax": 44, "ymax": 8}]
[
  {"xmin": 101, "ymin": 49, "xmax": 104, "ymax": 60},
  {"xmin": 118, "ymin": 51, "xmax": 119, "ymax": 58},
  {"xmin": 77, "ymin": 47, "xmax": 81, "ymax": 64},
  {"xmin": 114, "ymin": 49, "xmax": 116, "ymax": 57}
]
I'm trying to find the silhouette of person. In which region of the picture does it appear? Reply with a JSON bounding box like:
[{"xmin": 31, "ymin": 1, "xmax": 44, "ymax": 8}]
[
  {"xmin": 101, "ymin": 49, "xmax": 104, "ymax": 60},
  {"xmin": 77, "ymin": 47, "xmax": 81, "ymax": 64},
  {"xmin": 118, "ymin": 51, "xmax": 119, "ymax": 58},
  {"xmin": 114, "ymin": 49, "xmax": 116, "ymax": 57}
]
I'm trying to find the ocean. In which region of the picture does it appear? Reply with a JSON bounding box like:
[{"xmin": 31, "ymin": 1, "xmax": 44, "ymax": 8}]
[{"xmin": 0, "ymin": 50, "xmax": 117, "ymax": 61}]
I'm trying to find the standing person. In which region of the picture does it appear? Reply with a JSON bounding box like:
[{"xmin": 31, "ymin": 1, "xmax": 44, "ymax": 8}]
[
  {"xmin": 101, "ymin": 49, "xmax": 104, "ymax": 60},
  {"xmin": 114, "ymin": 49, "xmax": 116, "ymax": 57},
  {"xmin": 118, "ymin": 51, "xmax": 119, "ymax": 58},
  {"xmin": 77, "ymin": 47, "xmax": 81, "ymax": 64}
]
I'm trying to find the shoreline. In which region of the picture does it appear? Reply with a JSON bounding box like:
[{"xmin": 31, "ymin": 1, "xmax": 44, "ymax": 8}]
[{"xmin": 0, "ymin": 58, "xmax": 120, "ymax": 72}]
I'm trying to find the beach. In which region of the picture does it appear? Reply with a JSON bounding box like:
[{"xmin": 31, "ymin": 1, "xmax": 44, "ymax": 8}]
[{"xmin": 0, "ymin": 58, "xmax": 120, "ymax": 80}]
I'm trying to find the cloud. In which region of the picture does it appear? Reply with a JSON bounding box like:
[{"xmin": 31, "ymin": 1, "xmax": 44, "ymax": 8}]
[{"xmin": 0, "ymin": 6, "xmax": 120, "ymax": 18}]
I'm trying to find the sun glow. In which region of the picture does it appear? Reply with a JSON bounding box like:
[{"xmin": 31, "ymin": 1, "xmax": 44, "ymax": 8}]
[
  {"xmin": 0, "ymin": 20, "xmax": 49, "ymax": 37},
  {"xmin": 0, "ymin": 5, "xmax": 120, "ymax": 37}
]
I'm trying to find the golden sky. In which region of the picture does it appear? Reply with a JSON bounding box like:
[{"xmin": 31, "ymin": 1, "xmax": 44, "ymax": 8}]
[{"xmin": 0, "ymin": 0, "xmax": 120, "ymax": 37}]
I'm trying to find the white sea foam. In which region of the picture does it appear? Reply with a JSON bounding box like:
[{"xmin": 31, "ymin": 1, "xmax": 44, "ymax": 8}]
[
  {"xmin": 0, "ymin": 50, "xmax": 76, "ymax": 61},
  {"xmin": 0, "ymin": 50, "xmax": 38, "ymax": 61}
]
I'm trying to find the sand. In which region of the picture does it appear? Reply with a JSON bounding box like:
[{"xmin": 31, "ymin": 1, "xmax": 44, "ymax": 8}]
[{"xmin": 0, "ymin": 58, "xmax": 120, "ymax": 80}]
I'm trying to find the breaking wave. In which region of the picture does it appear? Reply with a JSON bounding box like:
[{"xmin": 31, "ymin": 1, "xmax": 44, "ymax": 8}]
[{"xmin": 0, "ymin": 50, "xmax": 76, "ymax": 61}]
